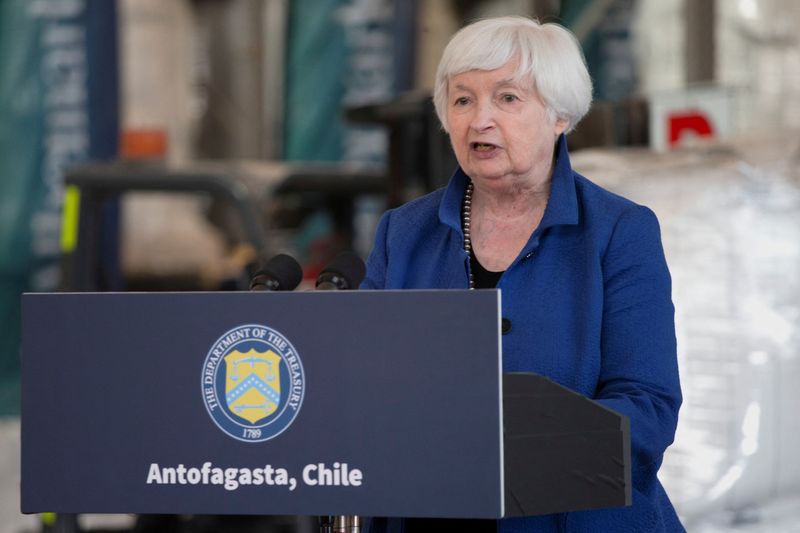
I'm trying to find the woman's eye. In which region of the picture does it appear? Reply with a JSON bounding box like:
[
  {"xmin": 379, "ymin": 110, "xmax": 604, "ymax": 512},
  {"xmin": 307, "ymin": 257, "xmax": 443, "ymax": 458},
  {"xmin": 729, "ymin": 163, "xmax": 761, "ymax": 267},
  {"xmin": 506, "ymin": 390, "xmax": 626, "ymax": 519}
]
[
  {"xmin": 500, "ymin": 94, "xmax": 518, "ymax": 103},
  {"xmin": 454, "ymin": 96, "xmax": 470, "ymax": 106}
]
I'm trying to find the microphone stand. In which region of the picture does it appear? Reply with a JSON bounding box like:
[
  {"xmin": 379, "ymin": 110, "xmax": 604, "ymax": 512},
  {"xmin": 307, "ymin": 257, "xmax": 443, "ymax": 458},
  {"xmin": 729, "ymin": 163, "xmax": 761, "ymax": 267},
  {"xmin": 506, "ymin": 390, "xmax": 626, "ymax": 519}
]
[
  {"xmin": 318, "ymin": 510, "xmax": 361, "ymax": 532},
  {"xmin": 334, "ymin": 515, "xmax": 360, "ymax": 532}
]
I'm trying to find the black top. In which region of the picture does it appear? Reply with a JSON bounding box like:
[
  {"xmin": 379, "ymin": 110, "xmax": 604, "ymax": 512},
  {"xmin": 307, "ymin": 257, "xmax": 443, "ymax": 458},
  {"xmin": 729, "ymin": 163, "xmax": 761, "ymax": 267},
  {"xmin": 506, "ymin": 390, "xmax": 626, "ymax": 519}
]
[{"xmin": 470, "ymin": 254, "xmax": 504, "ymax": 288}]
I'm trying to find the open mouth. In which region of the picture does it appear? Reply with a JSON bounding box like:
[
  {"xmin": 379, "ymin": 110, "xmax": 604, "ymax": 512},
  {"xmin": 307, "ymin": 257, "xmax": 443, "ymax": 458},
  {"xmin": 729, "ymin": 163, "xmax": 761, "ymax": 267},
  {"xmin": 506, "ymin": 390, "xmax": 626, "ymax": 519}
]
[{"xmin": 472, "ymin": 142, "xmax": 498, "ymax": 152}]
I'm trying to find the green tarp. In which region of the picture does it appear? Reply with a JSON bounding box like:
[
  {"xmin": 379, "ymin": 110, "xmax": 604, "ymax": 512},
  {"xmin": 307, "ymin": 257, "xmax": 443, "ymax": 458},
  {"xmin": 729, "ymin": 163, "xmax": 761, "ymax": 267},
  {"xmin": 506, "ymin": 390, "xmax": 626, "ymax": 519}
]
[
  {"xmin": 0, "ymin": 0, "xmax": 113, "ymax": 415},
  {"xmin": 0, "ymin": 1, "xmax": 46, "ymax": 416}
]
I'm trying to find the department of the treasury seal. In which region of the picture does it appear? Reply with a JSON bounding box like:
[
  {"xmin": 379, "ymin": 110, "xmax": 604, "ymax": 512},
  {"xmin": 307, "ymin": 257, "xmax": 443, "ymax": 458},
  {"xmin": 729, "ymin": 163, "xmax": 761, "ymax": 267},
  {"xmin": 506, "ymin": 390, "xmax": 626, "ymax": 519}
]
[{"xmin": 202, "ymin": 324, "xmax": 305, "ymax": 442}]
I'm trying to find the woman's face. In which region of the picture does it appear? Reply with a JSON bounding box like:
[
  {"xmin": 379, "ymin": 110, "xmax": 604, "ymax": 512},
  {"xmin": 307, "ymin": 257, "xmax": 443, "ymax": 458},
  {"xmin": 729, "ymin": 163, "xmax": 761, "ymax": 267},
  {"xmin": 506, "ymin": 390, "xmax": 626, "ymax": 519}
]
[{"xmin": 446, "ymin": 60, "xmax": 567, "ymax": 192}]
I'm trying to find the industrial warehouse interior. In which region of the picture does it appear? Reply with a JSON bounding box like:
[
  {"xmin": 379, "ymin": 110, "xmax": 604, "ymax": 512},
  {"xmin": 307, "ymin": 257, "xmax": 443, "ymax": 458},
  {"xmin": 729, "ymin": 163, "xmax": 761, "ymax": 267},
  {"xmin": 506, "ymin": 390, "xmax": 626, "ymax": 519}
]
[{"xmin": 1, "ymin": 0, "xmax": 799, "ymax": 532}]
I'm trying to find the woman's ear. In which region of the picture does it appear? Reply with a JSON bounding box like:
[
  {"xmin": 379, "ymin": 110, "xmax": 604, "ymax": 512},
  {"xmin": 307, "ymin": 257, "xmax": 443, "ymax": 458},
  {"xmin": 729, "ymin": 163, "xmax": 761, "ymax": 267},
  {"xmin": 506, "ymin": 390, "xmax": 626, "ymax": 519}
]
[{"xmin": 554, "ymin": 118, "xmax": 569, "ymax": 136}]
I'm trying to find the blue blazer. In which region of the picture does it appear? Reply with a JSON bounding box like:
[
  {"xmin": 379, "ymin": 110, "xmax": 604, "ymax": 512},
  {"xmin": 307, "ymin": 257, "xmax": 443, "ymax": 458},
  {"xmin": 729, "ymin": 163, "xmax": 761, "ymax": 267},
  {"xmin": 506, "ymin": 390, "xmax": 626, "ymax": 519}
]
[{"xmin": 361, "ymin": 137, "xmax": 684, "ymax": 532}]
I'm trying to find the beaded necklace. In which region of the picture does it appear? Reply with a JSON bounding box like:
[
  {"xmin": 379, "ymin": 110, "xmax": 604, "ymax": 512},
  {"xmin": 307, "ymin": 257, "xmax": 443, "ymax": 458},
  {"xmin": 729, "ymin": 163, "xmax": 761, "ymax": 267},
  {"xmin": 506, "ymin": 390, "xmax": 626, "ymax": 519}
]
[{"xmin": 462, "ymin": 181, "xmax": 475, "ymax": 289}]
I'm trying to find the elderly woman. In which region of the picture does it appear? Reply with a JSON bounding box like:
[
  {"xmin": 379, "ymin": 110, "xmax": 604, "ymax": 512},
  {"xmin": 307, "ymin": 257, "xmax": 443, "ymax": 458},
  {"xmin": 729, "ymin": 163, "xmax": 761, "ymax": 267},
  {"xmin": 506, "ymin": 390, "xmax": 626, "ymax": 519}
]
[{"xmin": 361, "ymin": 16, "xmax": 683, "ymax": 533}]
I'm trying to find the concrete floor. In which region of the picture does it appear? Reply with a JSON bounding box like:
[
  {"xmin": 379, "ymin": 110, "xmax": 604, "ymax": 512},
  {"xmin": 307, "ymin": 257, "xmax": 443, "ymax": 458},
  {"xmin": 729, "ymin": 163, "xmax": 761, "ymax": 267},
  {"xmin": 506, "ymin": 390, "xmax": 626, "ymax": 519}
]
[{"xmin": 1, "ymin": 418, "xmax": 37, "ymax": 533}]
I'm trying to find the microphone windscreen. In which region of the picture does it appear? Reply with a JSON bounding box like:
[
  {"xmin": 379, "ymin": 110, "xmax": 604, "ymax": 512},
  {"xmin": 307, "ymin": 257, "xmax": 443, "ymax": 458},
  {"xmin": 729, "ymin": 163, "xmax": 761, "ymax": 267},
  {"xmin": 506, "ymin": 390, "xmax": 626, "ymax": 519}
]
[
  {"xmin": 320, "ymin": 251, "xmax": 366, "ymax": 289},
  {"xmin": 259, "ymin": 253, "xmax": 303, "ymax": 291}
]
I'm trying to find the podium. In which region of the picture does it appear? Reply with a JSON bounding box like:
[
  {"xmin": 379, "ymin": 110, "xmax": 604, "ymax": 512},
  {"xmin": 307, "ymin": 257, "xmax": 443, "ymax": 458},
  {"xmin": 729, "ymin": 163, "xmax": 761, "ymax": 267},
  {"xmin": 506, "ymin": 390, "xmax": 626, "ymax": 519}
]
[{"xmin": 21, "ymin": 290, "xmax": 629, "ymax": 518}]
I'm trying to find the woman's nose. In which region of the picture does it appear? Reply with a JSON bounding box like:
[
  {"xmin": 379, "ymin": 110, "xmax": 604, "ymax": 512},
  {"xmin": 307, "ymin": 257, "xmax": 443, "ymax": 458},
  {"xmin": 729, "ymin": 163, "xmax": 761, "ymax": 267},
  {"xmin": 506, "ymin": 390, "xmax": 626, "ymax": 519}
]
[{"xmin": 469, "ymin": 100, "xmax": 495, "ymax": 131}]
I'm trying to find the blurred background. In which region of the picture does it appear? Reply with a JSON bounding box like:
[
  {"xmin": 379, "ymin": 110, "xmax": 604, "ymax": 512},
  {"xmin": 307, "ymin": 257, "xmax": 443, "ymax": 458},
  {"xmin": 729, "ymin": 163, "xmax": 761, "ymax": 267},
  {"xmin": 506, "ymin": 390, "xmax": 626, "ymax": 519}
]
[{"xmin": 2, "ymin": 0, "xmax": 800, "ymax": 531}]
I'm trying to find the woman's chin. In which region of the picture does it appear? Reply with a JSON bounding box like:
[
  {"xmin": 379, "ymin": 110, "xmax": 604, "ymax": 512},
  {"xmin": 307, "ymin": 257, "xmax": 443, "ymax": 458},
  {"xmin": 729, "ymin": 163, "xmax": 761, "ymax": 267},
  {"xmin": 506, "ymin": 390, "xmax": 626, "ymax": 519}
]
[
  {"xmin": 469, "ymin": 170, "xmax": 514, "ymax": 187},
  {"xmin": 464, "ymin": 161, "xmax": 509, "ymax": 181}
]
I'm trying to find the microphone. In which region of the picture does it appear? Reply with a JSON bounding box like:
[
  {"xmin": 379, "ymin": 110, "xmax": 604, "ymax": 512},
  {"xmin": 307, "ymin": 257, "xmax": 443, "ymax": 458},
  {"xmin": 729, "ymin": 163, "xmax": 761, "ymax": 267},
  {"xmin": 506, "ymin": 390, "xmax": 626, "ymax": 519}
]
[
  {"xmin": 315, "ymin": 251, "xmax": 366, "ymax": 290},
  {"xmin": 249, "ymin": 254, "xmax": 303, "ymax": 291}
]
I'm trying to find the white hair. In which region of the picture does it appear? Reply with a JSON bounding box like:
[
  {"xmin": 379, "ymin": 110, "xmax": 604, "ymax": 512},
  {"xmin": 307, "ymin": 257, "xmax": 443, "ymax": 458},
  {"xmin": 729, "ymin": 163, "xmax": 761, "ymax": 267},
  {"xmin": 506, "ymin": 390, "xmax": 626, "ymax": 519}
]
[{"xmin": 433, "ymin": 16, "xmax": 592, "ymax": 133}]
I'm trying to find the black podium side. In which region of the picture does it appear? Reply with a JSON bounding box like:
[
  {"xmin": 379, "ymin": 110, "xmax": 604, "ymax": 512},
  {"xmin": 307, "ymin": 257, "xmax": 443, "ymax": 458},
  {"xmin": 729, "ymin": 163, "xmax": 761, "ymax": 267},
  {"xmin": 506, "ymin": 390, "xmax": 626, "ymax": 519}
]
[{"xmin": 503, "ymin": 373, "xmax": 631, "ymax": 516}]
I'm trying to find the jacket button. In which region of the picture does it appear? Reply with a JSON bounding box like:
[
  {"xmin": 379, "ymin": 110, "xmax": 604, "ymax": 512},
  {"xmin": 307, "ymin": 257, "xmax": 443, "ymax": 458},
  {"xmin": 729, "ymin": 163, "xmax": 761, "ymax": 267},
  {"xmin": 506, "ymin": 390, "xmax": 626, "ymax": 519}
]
[{"xmin": 501, "ymin": 318, "xmax": 512, "ymax": 334}]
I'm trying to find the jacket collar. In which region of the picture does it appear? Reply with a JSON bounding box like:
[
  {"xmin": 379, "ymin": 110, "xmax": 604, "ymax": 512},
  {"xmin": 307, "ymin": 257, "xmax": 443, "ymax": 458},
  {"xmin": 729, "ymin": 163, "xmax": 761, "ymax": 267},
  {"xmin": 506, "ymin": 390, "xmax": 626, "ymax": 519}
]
[{"xmin": 439, "ymin": 134, "xmax": 579, "ymax": 236}]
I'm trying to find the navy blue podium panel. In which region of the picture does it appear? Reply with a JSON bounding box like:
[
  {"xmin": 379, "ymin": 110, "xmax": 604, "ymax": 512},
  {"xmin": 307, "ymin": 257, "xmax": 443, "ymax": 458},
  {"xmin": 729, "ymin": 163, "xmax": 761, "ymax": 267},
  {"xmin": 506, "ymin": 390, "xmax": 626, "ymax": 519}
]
[{"xmin": 21, "ymin": 290, "xmax": 503, "ymax": 517}]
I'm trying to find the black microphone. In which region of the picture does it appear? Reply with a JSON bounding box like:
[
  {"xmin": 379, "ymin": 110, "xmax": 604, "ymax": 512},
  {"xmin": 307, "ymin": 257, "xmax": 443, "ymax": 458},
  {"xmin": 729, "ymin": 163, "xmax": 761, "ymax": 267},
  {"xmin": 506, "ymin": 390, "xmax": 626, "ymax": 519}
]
[
  {"xmin": 315, "ymin": 251, "xmax": 366, "ymax": 290},
  {"xmin": 249, "ymin": 254, "xmax": 303, "ymax": 291}
]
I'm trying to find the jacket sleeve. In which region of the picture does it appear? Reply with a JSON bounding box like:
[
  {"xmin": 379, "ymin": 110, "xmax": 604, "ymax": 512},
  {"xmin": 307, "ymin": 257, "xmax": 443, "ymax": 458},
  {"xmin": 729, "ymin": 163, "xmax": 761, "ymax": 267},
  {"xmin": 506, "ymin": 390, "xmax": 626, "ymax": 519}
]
[
  {"xmin": 594, "ymin": 205, "xmax": 682, "ymax": 470},
  {"xmin": 359, "ymin": 210, "xmax": 391, "ymax": 290}
]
